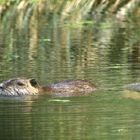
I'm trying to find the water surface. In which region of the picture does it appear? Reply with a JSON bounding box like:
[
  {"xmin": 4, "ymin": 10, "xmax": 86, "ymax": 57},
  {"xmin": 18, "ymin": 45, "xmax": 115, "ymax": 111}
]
[{"xmin": 0, "ymin": 14, "xmax": 140, "ymax": 139}]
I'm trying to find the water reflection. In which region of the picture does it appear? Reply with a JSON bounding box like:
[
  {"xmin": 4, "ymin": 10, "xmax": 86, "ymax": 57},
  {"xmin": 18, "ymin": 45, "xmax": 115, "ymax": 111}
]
[
  {"xmin": 1, "ymin": 93, "xmax": 140, "ymax": 140},
  {"xmin": 0, "ymin": 11, "xmax": 140, "ymax": 140}
]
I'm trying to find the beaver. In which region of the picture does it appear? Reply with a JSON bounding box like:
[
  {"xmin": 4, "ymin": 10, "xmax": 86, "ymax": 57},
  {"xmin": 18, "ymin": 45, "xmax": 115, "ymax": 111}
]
[
  {"xmin": 125, "ymin": 83, "xmax": 140, "ymax": 92},
  {"xmin": 123, "ymin": 83, "xmax": 140, "ymax": 100},
  {"xmin": 0, "ymin": 78, "xmax": 96, "ymax": 97}
]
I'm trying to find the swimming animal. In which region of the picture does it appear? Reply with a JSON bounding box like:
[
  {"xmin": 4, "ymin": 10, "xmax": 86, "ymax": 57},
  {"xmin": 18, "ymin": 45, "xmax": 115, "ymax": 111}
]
[
  {"xmin": 0, "ymin": 78, "xmax": 96, "ymax": 97},
  {"xmin": 125, "ymin": 83, "xmax": 140, "ymax": 92}
]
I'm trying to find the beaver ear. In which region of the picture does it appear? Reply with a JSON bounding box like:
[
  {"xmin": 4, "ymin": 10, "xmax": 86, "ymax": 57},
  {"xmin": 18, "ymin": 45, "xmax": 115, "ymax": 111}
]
[{"xmin": 30, "ymin": 79, "xmax": 38, "ymax": 87}]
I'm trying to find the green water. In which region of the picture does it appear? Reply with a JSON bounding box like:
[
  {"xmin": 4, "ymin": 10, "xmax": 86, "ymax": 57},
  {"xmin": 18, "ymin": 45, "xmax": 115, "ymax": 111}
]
[{"xmin": 0, "ymin": 14, "xmax": 140, "ymax": 139}]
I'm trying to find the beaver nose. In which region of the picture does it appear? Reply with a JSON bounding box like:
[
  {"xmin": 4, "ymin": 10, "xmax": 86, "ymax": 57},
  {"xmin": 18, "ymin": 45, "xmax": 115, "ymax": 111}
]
[{"xmin": 0, "ymin": 85, "xmax": 4, "ymax": 91}]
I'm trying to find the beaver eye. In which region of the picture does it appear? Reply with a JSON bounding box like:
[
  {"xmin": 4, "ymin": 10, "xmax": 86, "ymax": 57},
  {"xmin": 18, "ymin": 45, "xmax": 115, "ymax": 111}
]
[{"xmin": 17, "ymin": 82, "xmax": 25, "ymax": 86}]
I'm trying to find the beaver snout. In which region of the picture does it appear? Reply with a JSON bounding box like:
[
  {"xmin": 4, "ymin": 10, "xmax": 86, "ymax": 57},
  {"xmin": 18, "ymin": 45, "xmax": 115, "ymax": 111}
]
[
  {"xmin": 0, "ymin": 86, "xmax": 3, "ymax": 90},
  {"xmin": 0, "ymin": 83, "xmax": 4, "ymax": 90}
]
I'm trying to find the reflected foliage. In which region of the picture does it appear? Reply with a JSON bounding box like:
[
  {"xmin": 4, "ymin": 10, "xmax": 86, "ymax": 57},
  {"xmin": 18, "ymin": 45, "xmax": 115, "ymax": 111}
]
[
  {"xmin": 0, "ymin": 5, "xmax": 140, "ymax": 83},
  {"xmin": 0, "ymin": 0, "xmax": 140, "ymax": 140}
]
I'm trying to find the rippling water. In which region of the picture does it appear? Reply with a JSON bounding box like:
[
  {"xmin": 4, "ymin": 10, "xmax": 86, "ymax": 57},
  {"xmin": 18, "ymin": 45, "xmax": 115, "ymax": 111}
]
[{"xmin": 0, "ymin": 13, "xmax": 140, "ymax": 139}]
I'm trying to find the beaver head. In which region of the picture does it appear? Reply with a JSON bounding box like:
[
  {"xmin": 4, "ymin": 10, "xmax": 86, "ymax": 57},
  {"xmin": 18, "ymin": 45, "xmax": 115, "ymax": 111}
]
[{"xmin": 0, "ymin": 78, "xmax": 39, "ymax": 96}]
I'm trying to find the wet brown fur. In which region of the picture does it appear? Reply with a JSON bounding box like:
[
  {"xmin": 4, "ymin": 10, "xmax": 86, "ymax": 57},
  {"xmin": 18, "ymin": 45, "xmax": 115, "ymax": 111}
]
[{"xmin": 0, "ymin": 78, "xmax": 96, "ymax": 97}]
